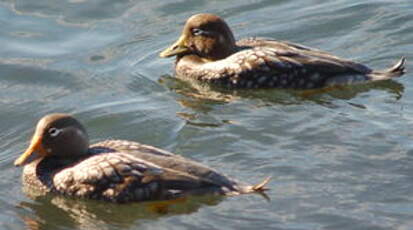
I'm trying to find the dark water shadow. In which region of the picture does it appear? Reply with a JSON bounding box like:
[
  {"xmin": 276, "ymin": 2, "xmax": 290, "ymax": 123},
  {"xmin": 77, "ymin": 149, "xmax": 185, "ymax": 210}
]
[
  {"xmin": 0, "ymin": 62, "xmax": 82, "ymax": 89},
  {"xmin": 159, "ymin": 74, "xmax": 405, "ymax": 112},
  {"xmin": 16, "ymin": 191, "xmax": 224, "ymax": 230}
]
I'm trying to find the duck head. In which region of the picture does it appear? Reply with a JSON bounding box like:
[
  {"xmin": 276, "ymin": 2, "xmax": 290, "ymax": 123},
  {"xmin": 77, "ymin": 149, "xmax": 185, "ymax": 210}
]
[
  {"xmin": 160, "ymin": 13, "xmax": 236, "ymax": 61},
  {"xmin": 14, "ymin": 113, "xmax": 89, "ymax": 166}
]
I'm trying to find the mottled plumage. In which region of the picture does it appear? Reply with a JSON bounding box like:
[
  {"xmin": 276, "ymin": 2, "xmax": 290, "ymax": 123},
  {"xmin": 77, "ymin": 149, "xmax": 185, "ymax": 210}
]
[
  {"xmin": 15, "ymin": 114, "xmax": 269, "ymax": 203},
  {"xmin": 160, "ymin": 13, "xmax": 406, "ymax": 89}
]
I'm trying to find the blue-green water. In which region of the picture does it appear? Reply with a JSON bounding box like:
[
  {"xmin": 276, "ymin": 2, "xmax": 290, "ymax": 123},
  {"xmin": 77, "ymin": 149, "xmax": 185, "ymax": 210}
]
[{"xmin": 1, "ymin": 0, "xmax": 413, "ymax": 229}]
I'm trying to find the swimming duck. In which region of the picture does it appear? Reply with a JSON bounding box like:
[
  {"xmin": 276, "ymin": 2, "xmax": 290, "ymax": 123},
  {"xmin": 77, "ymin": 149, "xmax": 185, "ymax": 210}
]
[
  {"xmin": 160, "ymin": 13, "xmax": 406, "ymax": 89},
  {"xmin": 14, "ymin": 114, "xmax": 269, "ymax": 203}
]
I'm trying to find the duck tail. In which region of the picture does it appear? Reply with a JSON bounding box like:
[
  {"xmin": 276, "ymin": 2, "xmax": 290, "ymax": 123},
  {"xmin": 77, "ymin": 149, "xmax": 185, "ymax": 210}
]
[
  {"xmin": 234, "ymin": 176, "xmax": 271, "ymax": 194},
  {"xmin": 251, "ymin": 176, "xmax": 271, "ymax": 192},
  {"xmin": 249, "ymin": 176, "xmax": 271, "ymax": 201},
  {"xmin": 368, "ymin": 57, "xmax": 406, "ymax": 81},
  {"xmin": 224, "ymin": 177, "xmax": 271, "ymax": 200}
]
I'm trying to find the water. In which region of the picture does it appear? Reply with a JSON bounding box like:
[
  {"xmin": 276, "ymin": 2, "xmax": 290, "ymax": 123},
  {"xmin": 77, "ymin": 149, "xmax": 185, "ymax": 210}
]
[{"xmin": 1, "ymin": 0, "xmax": 413, "ymax": 229}]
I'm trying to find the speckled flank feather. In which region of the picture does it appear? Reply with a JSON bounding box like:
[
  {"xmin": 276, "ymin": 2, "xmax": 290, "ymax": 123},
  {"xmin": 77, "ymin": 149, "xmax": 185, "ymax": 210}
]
[
  {"xmin": 176, "ymin": 38, "xmax": 406, "ymax": 89},
  {"xmin": 162, "ymin": 14, "xmax": 406, "ymax": 89},
  {"xmin": 22, "ymin": 139, "xmax": 269, "ymax": 203},
  {"xmin": 51, "ymin": 152, "xmax": 165, "ymax": 202}
]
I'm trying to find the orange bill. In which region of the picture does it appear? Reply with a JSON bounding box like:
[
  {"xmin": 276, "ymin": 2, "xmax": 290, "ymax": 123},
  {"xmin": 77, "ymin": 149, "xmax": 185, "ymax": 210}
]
[
  {"xmin": 14, "ymin": 134, "xmax": 48, "ymax": 166},
  {"xmin": 159, "ymin": 35, "xmax": 189, "ymax": 58}
]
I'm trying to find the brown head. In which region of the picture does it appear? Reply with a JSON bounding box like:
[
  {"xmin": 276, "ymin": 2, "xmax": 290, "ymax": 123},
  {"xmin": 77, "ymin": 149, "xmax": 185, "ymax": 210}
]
[
  {"xmin": 160, "ymin": 13, "xmax": 236, "ymax": 61},
  {"xmin": 14, "ymin": 113, "xmax": 89, "ymax": 166}
]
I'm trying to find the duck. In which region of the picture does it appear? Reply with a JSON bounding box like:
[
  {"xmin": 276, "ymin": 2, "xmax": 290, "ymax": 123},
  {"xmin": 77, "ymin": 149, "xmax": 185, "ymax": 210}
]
[
  {"xmin": 160, "ymin": 13, "xmax": 406, "ymax": 89},
  {"xmin": 14, "ymin": 113, "xmax": 270, "ymax": 203}
]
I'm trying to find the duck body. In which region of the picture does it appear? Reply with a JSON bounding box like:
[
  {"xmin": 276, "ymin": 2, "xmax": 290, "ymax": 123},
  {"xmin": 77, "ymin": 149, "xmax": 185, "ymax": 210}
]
[
  {"xmin": 16, "ymin": 114, "xmax": 268, "ymax": 203},
  {"xmin": 161, "ymin": 14, "xmax": 406, "ymax": 89}
]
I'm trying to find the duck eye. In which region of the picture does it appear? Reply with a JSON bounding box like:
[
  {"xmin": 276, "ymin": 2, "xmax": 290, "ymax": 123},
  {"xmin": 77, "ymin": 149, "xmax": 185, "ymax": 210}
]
[
  {"xmin": 191, "ymin": 28, "xmax": 204, "ymax": 36},
  {"xmin": 48, "ymin": 127, "xmax": 61, "ymax": 137}
]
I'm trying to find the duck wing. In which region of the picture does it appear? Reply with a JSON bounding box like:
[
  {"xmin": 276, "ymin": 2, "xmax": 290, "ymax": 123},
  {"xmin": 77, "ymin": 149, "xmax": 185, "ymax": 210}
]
[
  {"xmin": 237, "ymin": 37, "xmax": 372, "ymax": 73},
  {"xmin": 195, "ymin": 37, "xmax": 404, "ymax": 88},
  {"xmin": 50, "ymin": 141, "xmax": 269, "ymax": 202},
  {"xmin": 86, "ymin": 140, "xmax": 268, "ymax": 197}
]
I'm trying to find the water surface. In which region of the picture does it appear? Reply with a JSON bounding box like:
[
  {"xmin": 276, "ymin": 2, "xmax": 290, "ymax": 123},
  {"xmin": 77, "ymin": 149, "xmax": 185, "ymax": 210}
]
[{"xmin": 1, "ymin": 0, "xmax": 413, "ymax": 229}]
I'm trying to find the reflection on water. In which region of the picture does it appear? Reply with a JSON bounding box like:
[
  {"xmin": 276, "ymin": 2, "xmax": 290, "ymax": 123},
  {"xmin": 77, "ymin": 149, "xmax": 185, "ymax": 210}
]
[
  {"xmin": 159, "ymin": 74, "xmax": 405, "ymax": 111},
  {"xmin": 17, "ymin": 193, "xmax": 224, "ymax": 230}
]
